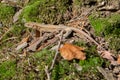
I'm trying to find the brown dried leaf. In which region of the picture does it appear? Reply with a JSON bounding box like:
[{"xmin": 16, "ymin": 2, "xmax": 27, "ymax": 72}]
[
  {"xmin": 101, "ymin": 51, "xmax": 115, "ymax": 61},
  {"xmin": 59, "ymin": 43, "xmax": 86, "ymax": 60},
  {"xmin": 117, "ymin": 55, "xmax": 120, "ymax": 64}
]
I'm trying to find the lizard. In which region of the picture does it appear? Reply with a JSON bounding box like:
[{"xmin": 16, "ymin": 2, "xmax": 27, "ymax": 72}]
[{"xmin": 24, "ymin": 22, "xmax": 100, "ymax": 46}]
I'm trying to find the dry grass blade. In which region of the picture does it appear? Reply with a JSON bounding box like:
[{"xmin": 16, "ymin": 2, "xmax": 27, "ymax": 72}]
[
  {"xmin": 0, "ymin": 27, "xmax": 13, "ymax": 41},
  {"xmin": 0, "ymin": 37, "xmax": 18, "ymax": 45},
  {"xmin": 45, "ymin": 66, "xmax": 50, "ymax": 80}
]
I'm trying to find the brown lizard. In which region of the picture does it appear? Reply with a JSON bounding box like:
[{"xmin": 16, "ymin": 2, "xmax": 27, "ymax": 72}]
[{"xmin": 25, "ymin": 22, "xmax": 100, "ymax": 46}]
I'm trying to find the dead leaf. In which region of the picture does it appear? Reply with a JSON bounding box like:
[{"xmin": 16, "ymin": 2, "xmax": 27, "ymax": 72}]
[
  {"xmin": 101, "ymin": 51, "xmax": 115, "ymax": 61},
  {"xmin": 117, "ymin": 55, "xmax": 120, "ymax": 64},
  {"xmin": 59, "ymin": 43, "xmax": 86, "ymax": 60}
]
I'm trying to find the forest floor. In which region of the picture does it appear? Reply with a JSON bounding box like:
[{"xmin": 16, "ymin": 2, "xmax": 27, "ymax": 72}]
[{"xmin": 0, "ymin": 0, "xmax": 120, "ymax": 80}]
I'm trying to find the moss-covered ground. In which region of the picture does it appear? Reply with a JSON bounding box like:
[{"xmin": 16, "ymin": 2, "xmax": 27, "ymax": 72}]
[
  {"xmin": 0, "ymin": 0, "xmax": 119, "ymax": 79},
  {"xmin": 89, "ymin": 13, "xmax": 120, "ymax": 53}
]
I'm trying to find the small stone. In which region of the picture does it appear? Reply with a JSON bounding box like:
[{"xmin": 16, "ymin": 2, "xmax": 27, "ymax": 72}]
[{"xmin": 74, "ymin": 63, "xmax": 82, "ymax": 71}]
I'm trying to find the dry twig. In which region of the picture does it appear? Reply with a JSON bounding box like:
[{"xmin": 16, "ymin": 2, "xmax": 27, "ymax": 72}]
[
  {"xmin": 50, "ymin": 30, "xmax": 64, "ymax": 71},
  {"xmin": 44, "ymin": 30, "xmax": 64, "ymax": 80},
  {"xmin": 45, "ymin": 66, "xmax": 50, "ymax": 80}
]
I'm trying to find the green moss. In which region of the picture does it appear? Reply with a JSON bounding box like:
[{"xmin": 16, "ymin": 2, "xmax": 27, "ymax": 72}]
[
  {"xmin": 89, "ymin": 13, "xmax": 120, "ymax": 52},
  {"xmin": 16, "ymin": 49, "xmax": 55, "ymax": 80},
  {"xmin": 11, "ymin": 24, "xmax": 26, "ymax": 36},
  {"xmin": 73, "ymin": 0, "xmax": 82, "ymax": 6},
  {"xmin": 89, "ymin": 13, "xmax": 120, "ymax": 36},
  {"xmin": 0, "ymin": 60, "xmax": 16, "ymax": 79},
  {"xmin": 0, "ymin": 44, "xmax": 106, "ymax": 80},
  {"xmin": 52, "ymin": 60, "xmax": 78, "ymax": 80},
  {"xmin": 79, "ymin": 57, "xmax": 103, "ymax": 72},
  {"xmin": 20, "ymin": 1, "xmax": 43, "ymax": 22},
  {"xmin": 0, "ymin": 3, "xmax": 15, "ymax": 25},
  {"xmin": 109, "ymin": 35, "xmax": 120, "ymax": 52},
  {"xmin": 2, "ymin": 24, "xmax": 25, "ymax": 40},
  {"xmin": 89, "ymin": 14, "xmax": 108, "ymax": 36},
  {"xmin": 51, "ymin": 42, "xmax": 106, "ymax": 79},
  {"xmin": 20, "ymin": 0, "xmax": 71, "ymax": 24},
  {"xmin": 0, "ymin": 24, "xmax": 26, "ymax": 50}
]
